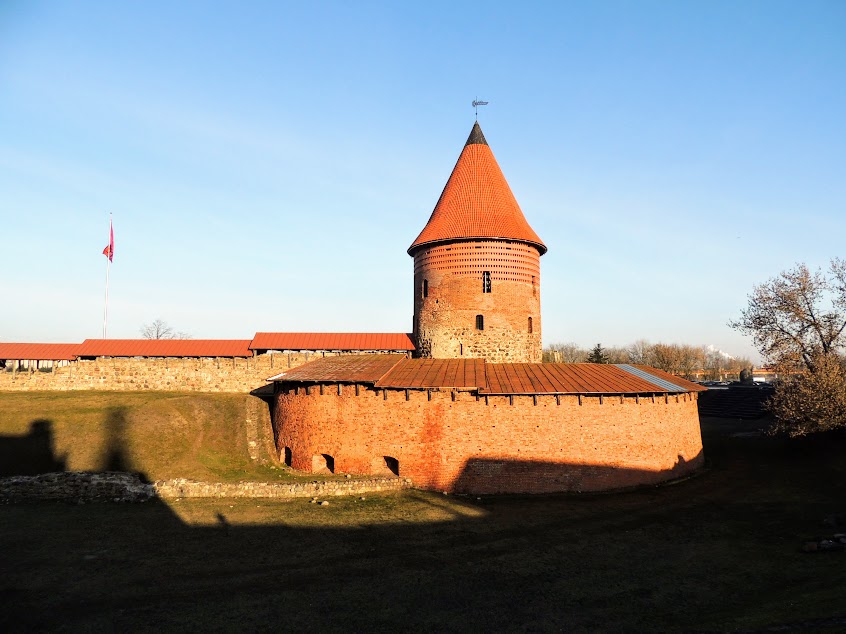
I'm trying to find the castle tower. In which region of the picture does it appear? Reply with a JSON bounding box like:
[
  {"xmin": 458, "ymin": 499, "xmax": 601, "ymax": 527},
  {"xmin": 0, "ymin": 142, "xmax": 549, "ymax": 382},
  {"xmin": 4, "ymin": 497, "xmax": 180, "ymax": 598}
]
[{"xmin": 409, "ymin": 122, "xmax": 546, "ymax": 362}]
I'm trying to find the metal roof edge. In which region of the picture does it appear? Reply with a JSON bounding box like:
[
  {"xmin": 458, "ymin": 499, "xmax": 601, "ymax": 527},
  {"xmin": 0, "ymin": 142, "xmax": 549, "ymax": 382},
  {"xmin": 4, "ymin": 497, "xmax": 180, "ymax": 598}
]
[
  {"xmin": 407, "ymin": 236, "xmax": 547, "ymax": 257},
  {"xmin": 614, "ymin": 364, "xmax": 688, "ymax": 393}
]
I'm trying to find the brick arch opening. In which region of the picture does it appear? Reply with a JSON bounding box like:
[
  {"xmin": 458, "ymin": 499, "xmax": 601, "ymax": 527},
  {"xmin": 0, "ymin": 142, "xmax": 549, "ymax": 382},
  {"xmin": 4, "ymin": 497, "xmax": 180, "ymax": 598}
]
[
  {"xmin": 283, "ymin": 446, "xmax": 292, "ymax": 467},
  {"xmin": 312, "ymin": 453, "xmax": 335, "ymax": 474},
  {"xmin": 371, "ymin": 455, "xmax": 400, "ymax": 476},
  {"xmin": 384, "ymin": 456, "xmax": 399, "ymax": 476}
]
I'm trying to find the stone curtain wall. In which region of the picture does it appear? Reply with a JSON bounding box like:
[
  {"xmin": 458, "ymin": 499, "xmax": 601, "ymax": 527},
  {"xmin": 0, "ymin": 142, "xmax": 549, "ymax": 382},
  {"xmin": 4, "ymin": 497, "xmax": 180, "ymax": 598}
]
[
  {"xmin": 0, "ymin": 353, "xmax": 337, "ymax": 393},
  {"xmin": 274, "ymin": 386, "xmax": 704, "ymax": 495}
]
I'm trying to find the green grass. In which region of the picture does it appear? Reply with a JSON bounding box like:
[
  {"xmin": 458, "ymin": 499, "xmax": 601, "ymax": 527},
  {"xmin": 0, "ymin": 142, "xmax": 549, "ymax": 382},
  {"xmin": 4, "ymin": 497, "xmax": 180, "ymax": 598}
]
[
  {"xmin": 0, "ymin": 391, "xmax": 340, "ymax": 483},
  {"xmin": 1, "ymin": 395, "xmax": 845, "ymax": 631}
]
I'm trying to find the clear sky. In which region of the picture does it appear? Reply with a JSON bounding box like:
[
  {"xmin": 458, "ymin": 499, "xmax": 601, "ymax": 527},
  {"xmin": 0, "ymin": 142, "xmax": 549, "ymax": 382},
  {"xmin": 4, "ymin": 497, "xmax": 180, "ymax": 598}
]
[{"xmin": 1, "ymin": 1, "xmax": 844, "ymax": 361}]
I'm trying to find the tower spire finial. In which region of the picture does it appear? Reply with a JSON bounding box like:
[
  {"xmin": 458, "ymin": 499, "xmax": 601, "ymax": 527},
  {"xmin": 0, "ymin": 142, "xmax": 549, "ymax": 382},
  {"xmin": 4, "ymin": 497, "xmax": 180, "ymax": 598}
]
[{"xmin": 472, "ymin": 97, "xmax": 488, "ymax": 121}]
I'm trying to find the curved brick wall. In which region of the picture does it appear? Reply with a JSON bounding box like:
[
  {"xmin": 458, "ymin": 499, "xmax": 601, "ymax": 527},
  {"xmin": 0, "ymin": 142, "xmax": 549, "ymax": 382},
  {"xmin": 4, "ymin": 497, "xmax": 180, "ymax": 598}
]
[
  {"xmin": 413, "ymin": 240, "xmax": 542, "ymax": 362},
  {"xmin": 272, "ymin": 386, "xmax": 704, "ymax": 494}
]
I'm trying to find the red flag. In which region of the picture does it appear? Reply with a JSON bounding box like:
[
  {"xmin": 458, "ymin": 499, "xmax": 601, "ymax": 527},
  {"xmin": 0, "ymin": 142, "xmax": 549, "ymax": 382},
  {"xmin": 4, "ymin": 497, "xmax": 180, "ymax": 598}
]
[{"xmin": 102, "ymin": 220, "xmax": 114, "ymax": 262}]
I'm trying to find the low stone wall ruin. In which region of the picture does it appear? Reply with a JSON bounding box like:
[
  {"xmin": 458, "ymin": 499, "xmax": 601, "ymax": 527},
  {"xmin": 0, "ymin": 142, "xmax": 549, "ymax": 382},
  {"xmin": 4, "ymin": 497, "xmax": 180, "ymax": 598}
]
[{"xmin": 0, "ymin": 471, "xmax": 413, "ymax": 503}]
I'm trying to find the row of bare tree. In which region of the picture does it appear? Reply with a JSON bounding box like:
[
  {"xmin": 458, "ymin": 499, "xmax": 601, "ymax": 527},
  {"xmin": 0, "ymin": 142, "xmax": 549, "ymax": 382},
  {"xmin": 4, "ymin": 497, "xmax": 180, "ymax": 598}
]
[{"xmin": 543, "ymin": 340, "xmax": 753, "ymax": 381}]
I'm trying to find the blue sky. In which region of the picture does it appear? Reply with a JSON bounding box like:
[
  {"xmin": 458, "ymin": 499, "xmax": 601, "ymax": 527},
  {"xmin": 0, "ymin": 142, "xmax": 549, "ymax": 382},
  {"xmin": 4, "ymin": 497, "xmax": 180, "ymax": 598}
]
[{"xmin": 1, "ymin": 1, "xmax": 844, "ymax": 361}]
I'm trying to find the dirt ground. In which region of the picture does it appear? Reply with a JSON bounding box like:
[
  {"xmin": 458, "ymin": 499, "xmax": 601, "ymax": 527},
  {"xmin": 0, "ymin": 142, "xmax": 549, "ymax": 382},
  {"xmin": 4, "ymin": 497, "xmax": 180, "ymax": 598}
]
[{"xmin": 1, "ymin": 416, "xmax": 845, "ymax": 632}]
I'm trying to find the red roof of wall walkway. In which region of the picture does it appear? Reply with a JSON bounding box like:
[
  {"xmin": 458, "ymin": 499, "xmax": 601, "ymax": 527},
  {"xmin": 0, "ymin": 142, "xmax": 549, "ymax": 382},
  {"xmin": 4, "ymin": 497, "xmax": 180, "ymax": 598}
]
[
  {"xmin": 0, "ymin": 343, "xmax": 81, "ymax": 361},
  {"xmin": 268, "ymin": 355, "xmax": 706, "ymax": 395},
  {"xmin": 251, "ymin": 332, "xmax": 415, "ymax": 352},
  {"xmin": 76, "ymin": 339, "xmax": 254, "ymax": 358}
]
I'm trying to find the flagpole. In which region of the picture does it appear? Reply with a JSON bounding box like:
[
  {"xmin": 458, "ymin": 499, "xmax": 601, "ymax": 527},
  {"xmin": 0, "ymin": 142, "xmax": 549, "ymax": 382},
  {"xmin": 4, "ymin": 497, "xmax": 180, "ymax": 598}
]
[
  {"xmin": 102, "ymin": 214, "xmax": 112, "ymax": 338},
  {"xmin": 103, "ymin": 256, "xmax": 111, "ymax": 338}
]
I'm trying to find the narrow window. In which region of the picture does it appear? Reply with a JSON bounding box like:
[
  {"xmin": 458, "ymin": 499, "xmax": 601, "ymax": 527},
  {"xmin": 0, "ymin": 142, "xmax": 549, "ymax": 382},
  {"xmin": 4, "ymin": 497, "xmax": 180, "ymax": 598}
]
[
  {"xmin": 482, "ymin": 271, "xmax": 491, "ymax": 293},
  {"xmin": 423, "ymin": 279, "xmax": 428, "ymax": 298},
  {"xmin": 531, "ymin": 275, "xmax": 536, "ymax": 296},
  {"xmin": 476, "ymin": 315, "xmax": 484, "ymax": 330},
  {"xmin": 283, "ymin": 447, "xmax": 293, "ymax": 467},
  {"xmin": 528, "ymin": 316, "xmax": 533, "ymax": 334}
]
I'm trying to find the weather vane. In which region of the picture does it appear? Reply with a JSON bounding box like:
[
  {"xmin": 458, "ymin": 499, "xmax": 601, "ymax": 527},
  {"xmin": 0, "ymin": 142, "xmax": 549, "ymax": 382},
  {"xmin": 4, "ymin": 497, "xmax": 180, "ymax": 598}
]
[{"xmin": 472, "ymin": 98, "xmax": 489, "ymax": 120}]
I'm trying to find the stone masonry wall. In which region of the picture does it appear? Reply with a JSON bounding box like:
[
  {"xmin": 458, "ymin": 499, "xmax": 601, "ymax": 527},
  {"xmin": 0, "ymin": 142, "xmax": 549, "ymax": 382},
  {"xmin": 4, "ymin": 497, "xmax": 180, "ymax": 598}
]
[
  {"xmin": 413, "ymin": 240, "xmax": 542, "ymax": 362},
  {"xmin": 273, "ymin": 385, "xmax": 704, "ymax": 494},
  {"xmin": 0, "ymin": 352, "xmax": 355, "ymax": 393},
  {"xmin": 0, "ymin": 471, "xmax": 413, "ymax": 502}
]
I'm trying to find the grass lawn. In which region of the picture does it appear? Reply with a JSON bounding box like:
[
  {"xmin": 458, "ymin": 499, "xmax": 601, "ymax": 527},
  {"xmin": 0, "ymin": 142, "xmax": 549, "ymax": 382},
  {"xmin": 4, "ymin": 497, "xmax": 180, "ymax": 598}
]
[
  {"xmin": 0, "ymin": 391, "xmax": 339, "ymax": 483},
  {"xmin": 1, "ymin": 395, "xmax": 845, "ymax": 631}
]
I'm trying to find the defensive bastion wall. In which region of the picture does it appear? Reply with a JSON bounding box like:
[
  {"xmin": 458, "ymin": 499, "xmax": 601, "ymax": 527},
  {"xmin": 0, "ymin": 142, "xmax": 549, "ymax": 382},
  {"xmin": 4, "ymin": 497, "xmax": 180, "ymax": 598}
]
[
  {"xmin": 273, "ymin": 384, "xmax": 704, "ymax": 495},
  {"xmin": 0, "ymin": 353, "xmax": 328, "ymax": 393}
]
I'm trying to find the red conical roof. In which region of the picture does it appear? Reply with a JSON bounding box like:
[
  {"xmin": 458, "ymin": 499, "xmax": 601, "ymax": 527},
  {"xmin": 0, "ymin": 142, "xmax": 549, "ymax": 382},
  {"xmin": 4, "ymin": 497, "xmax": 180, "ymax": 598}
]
[{"xmin": 408, "ymin": 122, "xmax": 546, "ymax": 255}]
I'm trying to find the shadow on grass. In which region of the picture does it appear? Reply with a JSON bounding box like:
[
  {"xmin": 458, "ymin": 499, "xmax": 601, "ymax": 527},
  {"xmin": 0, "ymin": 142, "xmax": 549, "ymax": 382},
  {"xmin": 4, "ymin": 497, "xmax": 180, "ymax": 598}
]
[
  {"xmin": 97, "ymin": 406, "xmax": 135, "ymax": 473},
  {"xmin": 0, "ymin": 419, "xmax": 66, "ymax": 476},
  {"xmin": 1, "ymin": 419, "xmax": 845, "ymax": 632}
]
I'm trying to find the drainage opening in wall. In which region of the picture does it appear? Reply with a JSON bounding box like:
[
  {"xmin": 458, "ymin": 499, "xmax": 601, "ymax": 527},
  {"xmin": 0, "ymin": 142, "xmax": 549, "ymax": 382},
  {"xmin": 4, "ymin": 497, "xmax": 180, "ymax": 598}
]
[
  {"xmin": 312, "ymin": 453, "xmax": 335, "ymax": 474},
  {"xmin": 384, "ymin": 456, "xmax": 399, "ymax": 476},
  {"xmin": 371, "ymin": 455, "xmax": 400, "ymax": 476},
  {"xmin": 283, "ymin": 447, "xmax": 292, "ymax": 467}
]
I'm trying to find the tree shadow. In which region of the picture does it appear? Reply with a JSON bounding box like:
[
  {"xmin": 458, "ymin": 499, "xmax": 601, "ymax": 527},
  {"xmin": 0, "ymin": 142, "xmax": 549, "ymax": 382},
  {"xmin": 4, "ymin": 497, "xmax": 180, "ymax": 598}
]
[{"xmin": 1, "ymin": 420, "xmax": 845, "ymax": 632}]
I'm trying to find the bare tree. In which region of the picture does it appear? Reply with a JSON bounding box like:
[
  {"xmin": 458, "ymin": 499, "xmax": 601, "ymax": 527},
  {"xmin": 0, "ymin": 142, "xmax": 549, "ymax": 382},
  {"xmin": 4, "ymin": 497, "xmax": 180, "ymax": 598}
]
[
  {"xmin": 732, "ymin": 259, "xmax": 846, "ymax": 435},
  {"xmin": 140, "ymin": 319, "xmax": 191, "ymax": 340},
  {"xmin": 543, "ymin": 342, "xmax": 587, "ymax": 363},
  {"xmin": 649, "ymin": 343, "xmax": 680, "ymax": 374},
  {"xmin": 769, "ymin": 351, "xmax": 846, "ymax": 436},
  {"xmin": 626, "ymin": 339, "xmax": 652, "ymax": 365},
  {"xmin": 730, "ymin": 259, "xmax": 846, "ymax": 372},
  {"xmin": 605, "ymin": 346, "xmax": 630, "ymax": 364}
]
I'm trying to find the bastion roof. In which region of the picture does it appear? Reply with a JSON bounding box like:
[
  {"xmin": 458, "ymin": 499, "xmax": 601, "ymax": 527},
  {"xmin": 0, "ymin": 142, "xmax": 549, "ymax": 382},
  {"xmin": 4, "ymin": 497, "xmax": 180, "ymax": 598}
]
[
  {"xmin": 408, "ymin": 122, "xmax": 547, "ymax": 256},
  {"xmin": 268, "ymin": 355, "xmax": 705, "ymax": 395}
]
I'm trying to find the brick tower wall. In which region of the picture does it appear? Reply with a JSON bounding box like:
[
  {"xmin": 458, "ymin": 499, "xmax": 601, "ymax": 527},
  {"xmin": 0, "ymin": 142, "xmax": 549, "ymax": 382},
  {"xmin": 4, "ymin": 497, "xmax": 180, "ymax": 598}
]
[{"xmin": 412, "ymin": 240, "xmax": 542, "ymax": 362}]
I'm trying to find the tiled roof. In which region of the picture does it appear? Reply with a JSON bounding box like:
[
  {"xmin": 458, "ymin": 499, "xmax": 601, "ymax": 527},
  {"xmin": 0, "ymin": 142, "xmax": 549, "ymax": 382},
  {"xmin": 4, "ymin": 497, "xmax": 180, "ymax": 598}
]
[
  {"xmin": 0, "ymin": 343, "xmax": 80, "ymax": 361},
  {"xmin": 268, "ymin": 355, "xmax": 703, "ymax": 395},
  {"xmin": 250, "ymin": 332, "xmax": 415, "ymax": 352},
  {"xmin": 408, "ymin": 122, "xmax": 547, "ymax": 255},
  {"xmin": 376, "ymin": 358, "xmax": 486, "ymax": 389},
  {"xmin": 482, "ymin": 363, "xmax": 701, "ymax": 395},
  {"xmin": 268, "ymin": 354, "xmax": 405, "ymax": 383},
  {"xmin": 76, "ymin": 339, "xmax": 253, "ymax": 358}
]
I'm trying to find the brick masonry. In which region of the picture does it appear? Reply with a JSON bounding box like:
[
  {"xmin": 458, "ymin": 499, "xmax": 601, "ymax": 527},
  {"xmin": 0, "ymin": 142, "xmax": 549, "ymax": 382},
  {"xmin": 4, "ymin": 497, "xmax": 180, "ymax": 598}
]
[
  {"xmin": 273, "ymin": 385, "xmax": 704, "ymax": 495},
  {"xmin": 413, "ymin": 240, "xmax": 542, "ymax": 362}
]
